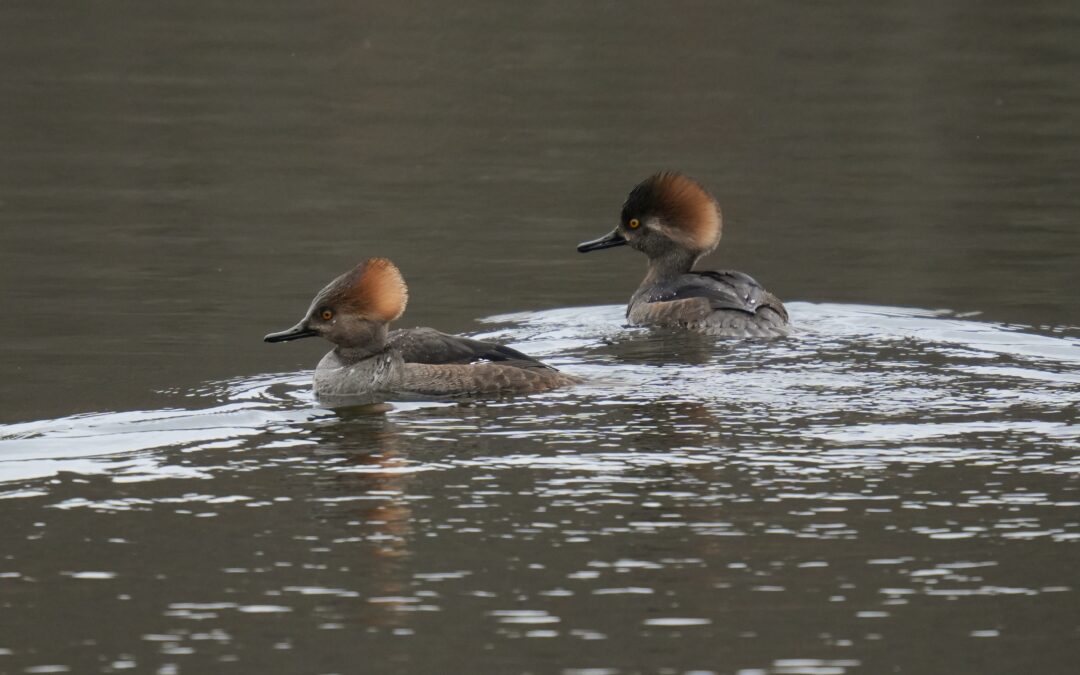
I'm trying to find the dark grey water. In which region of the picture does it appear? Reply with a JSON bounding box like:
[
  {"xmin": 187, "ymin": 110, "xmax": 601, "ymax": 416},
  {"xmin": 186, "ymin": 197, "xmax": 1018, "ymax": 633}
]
[{"xmin": 2, "ymin": 1, "xmax": 1079, "ymax": 674}]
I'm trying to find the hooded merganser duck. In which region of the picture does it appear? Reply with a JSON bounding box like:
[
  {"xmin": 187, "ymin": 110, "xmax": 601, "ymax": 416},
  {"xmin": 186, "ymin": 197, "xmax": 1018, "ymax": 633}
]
[
  {"xmin": 264, "ymin": 258, "xmax": 578, "ymax": 402},
  {"xmin": 578, "ymin": 172, "xmax": 789, "ymax": 337}
]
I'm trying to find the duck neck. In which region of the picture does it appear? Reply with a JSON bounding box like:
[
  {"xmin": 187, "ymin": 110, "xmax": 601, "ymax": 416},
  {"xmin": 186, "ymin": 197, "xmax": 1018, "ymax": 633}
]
[
  {"xmin": 332, "ymin": 323, "xmax": 389, "ymax": 365},
  {"xmin": 643, "ymin": 248, "xmax": 700, "ymax": 285}
]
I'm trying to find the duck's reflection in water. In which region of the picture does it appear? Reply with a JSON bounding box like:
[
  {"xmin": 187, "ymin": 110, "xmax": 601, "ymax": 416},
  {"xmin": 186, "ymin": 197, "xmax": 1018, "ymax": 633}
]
[{"xmin": 303, "ymin": 409, "xmax": 423, "ymax": 633}]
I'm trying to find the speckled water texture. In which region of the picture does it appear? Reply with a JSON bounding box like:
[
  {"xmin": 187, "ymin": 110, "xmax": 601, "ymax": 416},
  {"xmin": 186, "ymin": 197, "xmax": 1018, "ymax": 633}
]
[
  {"xmin": 2, "ymin": 304, "xmax": 1079, "ymax": 673},
  {"xmin": 2, "ymin": 0, "xmax": 1080, "ymax": 673}
]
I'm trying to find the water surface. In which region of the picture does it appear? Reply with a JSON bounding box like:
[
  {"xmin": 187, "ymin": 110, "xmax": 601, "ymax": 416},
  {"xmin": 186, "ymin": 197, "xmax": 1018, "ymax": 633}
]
[
  {"xmin": 2, "ymin": 304, "xmax": 1079, "ymax": 673},
  {"xmin": 1, "ymin": 0, "xmax": 1079, "ymax": 673}
]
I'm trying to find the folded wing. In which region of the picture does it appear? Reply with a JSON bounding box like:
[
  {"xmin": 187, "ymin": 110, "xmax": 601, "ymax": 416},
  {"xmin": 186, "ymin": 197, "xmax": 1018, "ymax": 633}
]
[
  {"xmin": 642, "ymin": 271, "xmax": 788, "ymax": 321},
  {"xmin": 389, "ymin": 327, "xmax": 556, "ymax": 370}
]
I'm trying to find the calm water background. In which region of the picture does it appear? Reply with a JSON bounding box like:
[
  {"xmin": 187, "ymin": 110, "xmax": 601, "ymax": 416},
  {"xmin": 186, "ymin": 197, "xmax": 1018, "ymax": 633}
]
[{"xmin": 1, "ymin": 1, "xmax": 1079, "ymax": 673}]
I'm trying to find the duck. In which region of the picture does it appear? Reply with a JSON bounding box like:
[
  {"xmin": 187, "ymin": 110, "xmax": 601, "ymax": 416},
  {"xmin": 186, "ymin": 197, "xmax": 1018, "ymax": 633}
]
[
  {"xmin": 264, "ymin": 258, "xmax": 578, "ymax": 402},
  {"xmin": 578, "ymin": 171, "xmax": 789, "ymax": 337}
]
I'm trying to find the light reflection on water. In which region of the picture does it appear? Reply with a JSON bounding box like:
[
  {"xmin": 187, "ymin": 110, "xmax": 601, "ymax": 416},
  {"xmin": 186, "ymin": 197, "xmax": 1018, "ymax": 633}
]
[{"xmin": 0, "ymin": 303, "xmax": 1077, "ymax": 672}]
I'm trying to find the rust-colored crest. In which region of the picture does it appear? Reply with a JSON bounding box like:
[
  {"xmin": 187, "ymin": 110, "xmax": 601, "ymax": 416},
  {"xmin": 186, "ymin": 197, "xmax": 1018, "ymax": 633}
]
[
  {"xmin": 321, "ymin": 258, "xmax": 409, "ymax": 322},
  {"xmin": 632, "ymin": 172, "xmax": 723, "ymax": 251}
]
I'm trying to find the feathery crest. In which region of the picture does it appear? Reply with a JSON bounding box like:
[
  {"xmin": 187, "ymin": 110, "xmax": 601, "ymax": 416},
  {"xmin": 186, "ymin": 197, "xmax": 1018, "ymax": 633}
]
[
  {"xmin": 624, "ymin": 172, "xmax": 723, "ymax": 252},
  {"xmin": 320, "ymin": 257, "xmax": 408, "ymax": 323}
]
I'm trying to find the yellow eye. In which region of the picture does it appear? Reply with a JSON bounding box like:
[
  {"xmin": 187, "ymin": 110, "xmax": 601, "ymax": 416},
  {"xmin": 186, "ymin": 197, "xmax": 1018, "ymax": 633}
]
[
  {"xmin": 320, "ymin": 309, "xmax": 333, "ymax": 321},
  {"xmin": 628, "ymin": 218, "xmax": 640, "ymax": 229}
]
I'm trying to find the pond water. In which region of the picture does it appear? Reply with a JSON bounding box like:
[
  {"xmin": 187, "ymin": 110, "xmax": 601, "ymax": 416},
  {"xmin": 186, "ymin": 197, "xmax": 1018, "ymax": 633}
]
[
  {"xmin": 1, "ymin": 1, "xmax": 1079, "ymax": 674},
  {"xmin": 2, "ymin": 304, "xmax": 1078, "ymax": 673}
]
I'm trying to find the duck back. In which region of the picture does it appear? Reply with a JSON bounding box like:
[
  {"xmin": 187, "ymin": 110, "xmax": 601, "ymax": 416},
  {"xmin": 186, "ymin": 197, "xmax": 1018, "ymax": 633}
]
[{"xmin": 628, "ymin": 270, "xmax": 789, "ymax": 337}]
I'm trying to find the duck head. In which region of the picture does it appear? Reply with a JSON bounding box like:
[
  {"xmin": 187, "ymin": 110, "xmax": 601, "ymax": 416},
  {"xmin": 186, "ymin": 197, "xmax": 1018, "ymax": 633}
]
[
  {"xmin": 264, "ymin": 257, "xmax": 408, "ymax": 356},
  {"xmin": 578, "ymin": 172, "xmax": 723, "ymax": 268}
]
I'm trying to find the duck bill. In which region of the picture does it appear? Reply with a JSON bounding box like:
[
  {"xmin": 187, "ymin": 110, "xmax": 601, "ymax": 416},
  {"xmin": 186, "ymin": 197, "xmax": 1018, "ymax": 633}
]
[
  {"xmin": 264, "ymin": 320, "xmax": 317, "ymax": 343},
  {"xmin": 577, "ymin": 229, "xmax": 627, "ymax": 253}
]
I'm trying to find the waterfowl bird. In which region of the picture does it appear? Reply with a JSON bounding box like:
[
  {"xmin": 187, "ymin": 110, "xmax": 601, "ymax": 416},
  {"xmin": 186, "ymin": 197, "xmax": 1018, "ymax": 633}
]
[
  {"xmin": 578, "ymin": 172, "xmax": 789, "ymax": 337},
  {"xmin": 264, "ymin": 258, "xmax": 578, "ymax": 402}
]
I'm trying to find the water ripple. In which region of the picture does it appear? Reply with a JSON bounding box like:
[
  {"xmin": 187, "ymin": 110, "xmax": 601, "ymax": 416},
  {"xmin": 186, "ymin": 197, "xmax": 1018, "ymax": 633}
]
[{"xmin": 1, "ymin": 302, "xmax": 1077, "ymax": 672}]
